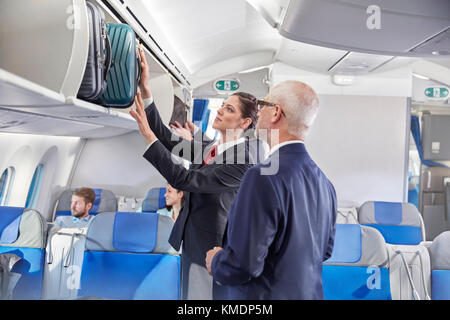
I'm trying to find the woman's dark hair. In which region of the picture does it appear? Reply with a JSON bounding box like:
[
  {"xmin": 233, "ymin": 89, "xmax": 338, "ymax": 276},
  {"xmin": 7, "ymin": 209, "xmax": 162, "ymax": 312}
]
[{"xmin": 231, "ymin": 92, "xmax": 258, "ymax": 131}]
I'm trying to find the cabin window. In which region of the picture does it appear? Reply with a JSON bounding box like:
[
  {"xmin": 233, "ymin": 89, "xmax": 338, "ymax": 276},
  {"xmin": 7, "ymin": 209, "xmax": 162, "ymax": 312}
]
[
  {"xmin": 25, "ymin": 164, "xmax": 44, "ymax": 208},
  {"xmin": 0, "ymin": 167, "xmax": 15, "ymax": 206}
]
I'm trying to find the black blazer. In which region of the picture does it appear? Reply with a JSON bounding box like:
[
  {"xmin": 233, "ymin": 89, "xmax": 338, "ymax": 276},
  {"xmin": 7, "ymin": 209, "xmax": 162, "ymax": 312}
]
[{"xmin": 143, "ymin": 101, "xmax": 263, "ymax": 266}]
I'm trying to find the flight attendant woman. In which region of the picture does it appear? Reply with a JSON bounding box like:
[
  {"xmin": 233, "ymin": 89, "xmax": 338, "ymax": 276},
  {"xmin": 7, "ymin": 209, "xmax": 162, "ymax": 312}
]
[{"xmin": 130, "ymin": 50, "xmax": 261, "ymax": 300}]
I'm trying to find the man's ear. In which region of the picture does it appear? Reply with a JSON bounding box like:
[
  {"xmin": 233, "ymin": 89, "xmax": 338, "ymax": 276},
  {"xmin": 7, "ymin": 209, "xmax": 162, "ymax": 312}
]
[
  {"xmin": 86, "ymin": 202, "xmax": 93, "ymax": 212},
  {"xmin": 270, "ymin": 105, "xmax": 283, "ymax": 124}
]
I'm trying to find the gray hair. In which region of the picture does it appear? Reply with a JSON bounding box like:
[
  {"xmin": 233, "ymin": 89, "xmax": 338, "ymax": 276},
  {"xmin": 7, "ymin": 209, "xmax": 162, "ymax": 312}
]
[{"xmin": 268, "ymin": 80, "xmax": 319, "ymax": 139}]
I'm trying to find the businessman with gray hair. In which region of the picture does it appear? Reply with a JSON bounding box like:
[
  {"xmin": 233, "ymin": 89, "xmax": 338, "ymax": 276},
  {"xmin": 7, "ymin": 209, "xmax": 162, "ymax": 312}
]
[{"xmin": 206, "ymin": 80, "xmax": 337, "ymax": 299}]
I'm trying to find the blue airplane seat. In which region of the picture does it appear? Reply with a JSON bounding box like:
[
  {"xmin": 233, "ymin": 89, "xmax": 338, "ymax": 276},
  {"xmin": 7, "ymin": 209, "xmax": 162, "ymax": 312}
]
[
  {"xmin": 53, "ymin": 188, "xmax": 118, "ymax": 219},
  {"xmin": 358, "ymin": 201, "xmax": 425, "ymax": 245},
  {"xmin": 0, "ymin": 206, "xmax": 46, "ymax": 299},
  {"xmin": 142, "ymin": 187, "xmax": 166, "ymax": 213},
  {"xmin": 322, "ymin": 224, "xmax": 392, "ymax": 300},
  {"xmin": 429, "ymin": 231, "xmax": 450, "ymax": 300},
  {"xmin": 78, "ymin": 212, "xmax": 180, "ymax": 299}
]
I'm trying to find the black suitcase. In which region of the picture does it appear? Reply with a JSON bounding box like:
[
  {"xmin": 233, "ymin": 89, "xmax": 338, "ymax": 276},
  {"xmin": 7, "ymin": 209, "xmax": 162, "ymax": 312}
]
[{"xmin": 77, "ymin": 1, "xmax": 111, "ymax": 101}]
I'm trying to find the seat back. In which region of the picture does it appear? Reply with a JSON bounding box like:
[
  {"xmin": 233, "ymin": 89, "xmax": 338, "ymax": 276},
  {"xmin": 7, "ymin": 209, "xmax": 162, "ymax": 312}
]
[
  {"xmin": 358, "ymin": 201, "xmax": 425, "ymax": 245},
  {"xmin": 429, "ymin": 231, "xmax": 450, "ymax": 300},
  {"xmin": 336, "ymin": 207, "xmax": 358, "ymax": 224},
  {"xmin": 54, "ymin": 188, "xmax": 117, "ymax": 219},
  {"xmin": 322, "ymin": 224, "xmax": 391, "ymax": 300},
  {"xmin": 41, "ymin": 227, "xmax": 87, "ymax": 300},
  {"xmin": 142, "ymin": 187, "xmax": 166, "ymax": 213},
  {"xmin": 386, "ymin": 243, "xmax": 431, "ymax": 300},
  {"xmin": 0, "ymin": 206, "xmax": 46, "ymax": 299},
  {"xmin": 78, "ymin": 212, "xmax": 180, "ymax": 299}
]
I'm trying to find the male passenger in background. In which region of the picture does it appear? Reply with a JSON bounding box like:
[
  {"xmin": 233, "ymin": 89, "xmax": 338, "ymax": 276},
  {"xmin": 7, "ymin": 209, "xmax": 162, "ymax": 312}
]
[
  {"xmin": 206, "ymin": 81, "xmax": 337, "ymax": 299},
  {"xmin": 54, "ymin": 188, "xmax": 96, "ymax": 228}
]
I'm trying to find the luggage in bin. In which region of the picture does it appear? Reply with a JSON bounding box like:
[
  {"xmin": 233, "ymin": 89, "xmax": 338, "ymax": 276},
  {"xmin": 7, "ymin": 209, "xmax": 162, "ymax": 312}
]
[
  {"xmin": 96, "ymin": 23, "xmax": 141, "ymax": 108},
  {"xmin": 77, "ymin": 1, "xmax": 111, "ymax": 102}
]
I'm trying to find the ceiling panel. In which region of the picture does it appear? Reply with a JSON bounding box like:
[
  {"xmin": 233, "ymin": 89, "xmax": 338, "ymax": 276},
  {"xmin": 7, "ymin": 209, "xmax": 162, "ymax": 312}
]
[
  {"xmin": 275, "ymin": 38, "xmax": 348, "ymax": 74},
  {"xmin": 328, "ymin": 52, "xmax": 394, "ymax": 74}
]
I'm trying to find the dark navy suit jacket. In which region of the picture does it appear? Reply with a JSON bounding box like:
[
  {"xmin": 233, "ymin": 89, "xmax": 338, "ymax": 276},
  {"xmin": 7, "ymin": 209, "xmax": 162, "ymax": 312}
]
[{"xmin": 211, "ymin": 142, "xmax": 337, "ymax": 299}]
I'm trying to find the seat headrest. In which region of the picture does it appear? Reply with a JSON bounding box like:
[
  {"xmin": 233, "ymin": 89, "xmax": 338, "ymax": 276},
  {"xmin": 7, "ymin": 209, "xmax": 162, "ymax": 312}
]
[
  {"xmin": 358, "ymin": 201, "xmax": 421, "ymax": 226},
  {"xmin": 358, "ymin": 201, "xmax": 424, "ymax": 245},
  {"xmin": 113, "ymin": 212, "xmax": 158, "ymax": 253},
  {"xmin": 55, "ymin": 188, "xmax": 118, "ymax": 218},
  {"xmin": 85, "ymin": 212, "xmax": 177, "ymax": 255},
  {"xmin": 142, "ymin": 187, "xmax": 166, "ymax": 212},
  {"xmin": 324, "ymin": 224, "xmax": 388, "ymax": 267},
  {"xmin": 0, "ymin": 206, "xmax": 23, "ymax": 244},
  {"xmin": 429, "ymin": 231, "xmax": 450, "ymax": 270},
  {"xmin": 0, "ymin": 206, "xmax": 46, "ymax": 249}
]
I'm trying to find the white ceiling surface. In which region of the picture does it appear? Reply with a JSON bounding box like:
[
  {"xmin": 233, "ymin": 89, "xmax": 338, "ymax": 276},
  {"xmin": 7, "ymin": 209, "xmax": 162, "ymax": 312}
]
[
  {"xmin": 141, "ymin": 0, "xmax": 449, "ymax": 88},
  {"xmin": 141, "ymin": 0, "xmax": 281, "ymax": 87}
]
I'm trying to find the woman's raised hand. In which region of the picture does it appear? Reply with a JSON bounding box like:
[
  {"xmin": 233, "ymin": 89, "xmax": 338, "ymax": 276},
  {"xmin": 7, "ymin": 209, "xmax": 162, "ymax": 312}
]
[
  {"xmin": 138, "ymin": 45, "xmax": 151, "ymax": 99},
  {"xmin": 170, "ymin": 121, "xmax": 193, "ymax": 141},
  {"xmin": 130, "ymin": 91, "xmax": 157, "ymax": 145},
  {"xmin": 185, "ymin": 120, "xmax": 198, "ymax": 134}
]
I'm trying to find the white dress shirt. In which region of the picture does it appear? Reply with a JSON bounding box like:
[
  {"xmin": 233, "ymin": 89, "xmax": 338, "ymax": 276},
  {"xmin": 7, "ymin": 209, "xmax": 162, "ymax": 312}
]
[{"xmin": 269, "ymin": 140, "xmax": 304, "ymax": 157}]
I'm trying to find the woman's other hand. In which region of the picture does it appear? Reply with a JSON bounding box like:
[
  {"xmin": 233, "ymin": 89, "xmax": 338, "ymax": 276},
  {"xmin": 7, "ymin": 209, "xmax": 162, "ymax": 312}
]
[
  {"xmin": 185, "ymin": 120, "xmax": 198, "ymax": 134},
  {"xmin": 130, "ymin": 91, "xmax": 157, "ymax": 145},
  {"xmin": 170, "ymin": 121, "xmax": 194, "ymax": 141}
]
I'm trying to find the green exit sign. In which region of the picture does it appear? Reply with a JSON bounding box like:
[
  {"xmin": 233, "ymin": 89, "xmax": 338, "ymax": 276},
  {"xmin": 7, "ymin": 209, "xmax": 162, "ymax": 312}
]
[
  {"xmin": 424, "ymin": 86, "xmax": 449, "ymax": 100},
  {"xmin": 214, "ymin": 79, "xmax": 240, "ymax": 93}
]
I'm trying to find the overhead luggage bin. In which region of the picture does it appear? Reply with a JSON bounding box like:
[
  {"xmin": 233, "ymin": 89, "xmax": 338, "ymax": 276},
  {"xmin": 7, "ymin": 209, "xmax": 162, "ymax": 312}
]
[
  {"xmin": 0, "ymin": 68, "xmax": 137, "ymax": 137},
  {"xmin": 0, "ymin": 0, "xmax": 179, "ymax": 137},
  {"xmin": 0, "ymin": 0, "xmax": 89, "ymax": 97},
  {"xmin": 0, "ymin": 69, "xmax": 67, "ymax": 107},
  {"xmin": 279, "ymin": 0, "xmax": 450, "ymax": 57},
  {"xmin": 0, "ymin": 0, "xmax": 136, "ymax": 137}
]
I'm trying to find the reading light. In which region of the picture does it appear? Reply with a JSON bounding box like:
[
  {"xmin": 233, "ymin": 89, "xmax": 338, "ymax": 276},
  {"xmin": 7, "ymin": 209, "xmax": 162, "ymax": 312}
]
[{"xmin": 332, "ymin": 74, "xmax": 355, "ymax": 86}]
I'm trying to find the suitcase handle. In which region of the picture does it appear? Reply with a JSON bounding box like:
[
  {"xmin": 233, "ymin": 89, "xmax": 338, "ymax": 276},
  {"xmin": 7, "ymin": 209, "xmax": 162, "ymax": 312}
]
[
  {"xmin": 136, "ymin": 46, "xmax": 142, "ymax": 90},
  {"xmin": 104, "ymin": 34, "xmax": 113, "ymax": 80}
]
